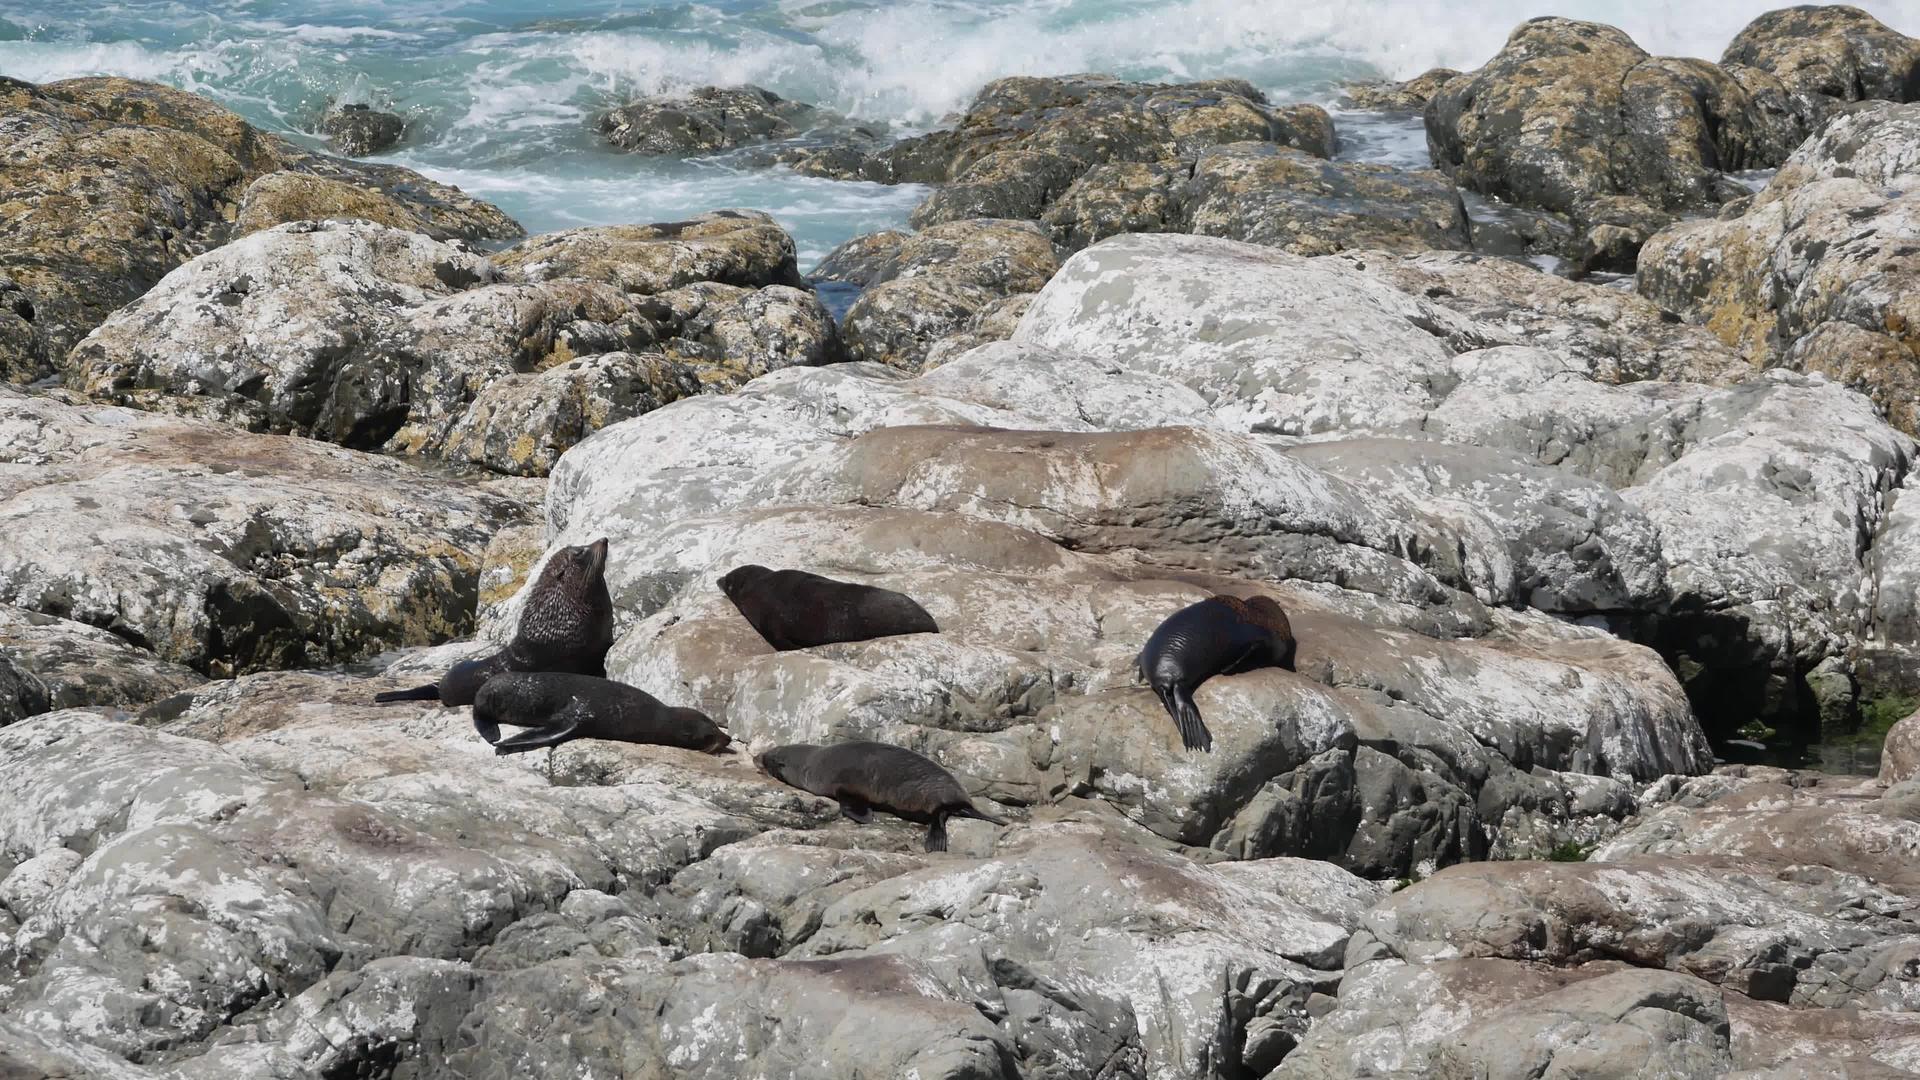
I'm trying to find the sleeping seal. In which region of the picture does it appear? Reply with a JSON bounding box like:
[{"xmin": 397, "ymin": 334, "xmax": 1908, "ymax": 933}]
[
  {"xmin": 374, "ymin": 538, "xmax": 615, "ymax": 706},
  {"xmin": 717, "ymin": 565, "xmax": 937, "ymax": 651},
  {"xmin": 1137, "ymin": 593, "xmax": 1296, "ymax": 752},
  {"xmin": 758, "ymin": 740, "xmax": 1005, "ymax": 852},
  {"xmin": 473, "ymin": 672, "xmax": 731, "ymax": 755}
]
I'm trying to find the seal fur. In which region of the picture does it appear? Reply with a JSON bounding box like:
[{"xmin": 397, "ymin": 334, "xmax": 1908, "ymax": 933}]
[
  {"xmin": 473, "ymin": 672, "xmax": 731, "ymax": 755},
  {"xmin": 758, "ymin": 740, "xmax": 1004, "ymax": 852},
  {"xmin": 717, "ymin": 565, "xmax": 937, "ymax": 651},
  {"xmin": 374, "ymin": 538, "xmax": 615, "ymax": 706},
  {"xmin": 1137, "ymin": 594, "xmax": 1296, "ymax": 752}
]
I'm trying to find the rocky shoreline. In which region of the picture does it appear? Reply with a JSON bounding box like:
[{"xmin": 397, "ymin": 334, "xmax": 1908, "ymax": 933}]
[{"xmin": 3, "ymin": 5, "xmax": 1920, "ymax": 1077}]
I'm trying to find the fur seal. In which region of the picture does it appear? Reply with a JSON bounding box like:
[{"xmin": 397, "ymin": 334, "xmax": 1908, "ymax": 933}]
[
  {"xmin": 374, "ymin": 538, "xmax": 615, "ymax": 706},
  {"xmin": 717, "ymin": 565, "xmax": 938, "ymax": 651},
  {"xmin": 758, "ymin": 740, "xmax": 1005, "ymax": 852},
  {"xmin": 1137, "ymin": 594, "xmax": 1296, "ymax": 752},
  {"xmin": 473, "ymin": 672, "xmax": 731, "ymax": 755}
]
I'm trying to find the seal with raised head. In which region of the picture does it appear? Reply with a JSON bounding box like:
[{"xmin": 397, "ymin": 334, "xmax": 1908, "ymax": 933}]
[
  {"xmin": 473, "ymin": 672, "xmax": 731, "ymax": 755},
  {"xmin": 758, "ymin": 740, "xmax": 1005, "ymax": 852},
  {"xmin": 717, "ymin": 565, "xmax": 938, "ymax": 651},
  {"xmin": 1137, "ymin": 593, "xmax": 1296, "ymax": 753},
  {"xmin": 374, "ymin": 538, "xmax": 615, "ymax": 707}
]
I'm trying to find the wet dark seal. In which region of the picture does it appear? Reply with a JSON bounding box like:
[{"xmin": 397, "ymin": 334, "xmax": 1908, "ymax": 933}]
[
  {"xmin": 758, "ymin": 740, "xmax": 1005, "ymax": 852},
  {"xmin": 374, "ymin": 538, "xmax": 615, "ymax": 706},
  {"xmin": 473, "ymin": 672, "xmax": 731, "ymax": 755},
  {"xmin": 1137, "ymin": 594, "xmax": 1296, "ymax": 753},
  {"xmin": 717, "ymin": 565, "xmax": 938, "ymax": 651}
]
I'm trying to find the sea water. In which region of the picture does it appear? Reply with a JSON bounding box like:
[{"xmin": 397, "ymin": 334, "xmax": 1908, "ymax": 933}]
[{"xmin": 3, "ymin": 0, "xmax": 1917, "ymax": 267}]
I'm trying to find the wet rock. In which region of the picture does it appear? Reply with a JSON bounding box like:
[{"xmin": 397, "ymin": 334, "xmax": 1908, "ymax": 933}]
[
  {"xmin": 494, "ymin": 209, "xmax": 804, "ymax": 293},
  {"xmin": 0, "ymin": 75, "xmax": 521, "ymax": 382},
  {"xmin": 1039, "ymin": 160, "xmax": 1186, "ymax": 252},
  {"xmin": 1180, "ymin": 143, "xmax": 1470, "ymax": 256},
  {"xmin": 1722, "ymin": 5, "xmax": 1920, "ymax": 129},
  {"xmin": 1343, "ymin": 68, "xmax": 1462, "ymax": 111},
  {"xmin": 1569, "ymin": 193, "xmax": 1676, "ymax": 274},
  {"xmin": 0, "ymin": 386, "xmax": 525, "ymax": 676},
  {"xmin": 840, "ymin": 218, "xmax": 1059, "ymax": 370},
  {"xmin": 1426, "ymin": 18, "xmax": 1804, "ymax": 263},
  {"xmin": 1638, "ymin": 101, "xmax": 1920, "ymax": 434},
  {"xmin": 319, "ymin": 102, "xmax": 404, "ymax": 156},
  {"xmin": 808, "ymin": 229, "xmax": 910, "ymax": 286},
  {"xmin": 880, "ymin": 74, "xmax": 1332, "ymax": 228},
  {"xmin": 599, "ymin": 84, "xmax": 820, "ymax": 155},
  {"xmin": 1041, "ymin": 145, "xmax": 1473, "ymax": 258},
  {"xmin": 233, "ymin": 172, "xmax": 489, "ymax": 241}
]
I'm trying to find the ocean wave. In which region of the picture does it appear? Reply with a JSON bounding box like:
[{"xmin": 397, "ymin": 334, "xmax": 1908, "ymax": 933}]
[{"xmin": 3, "ymin": 0, "xmax": 1916, "ymax": 254}]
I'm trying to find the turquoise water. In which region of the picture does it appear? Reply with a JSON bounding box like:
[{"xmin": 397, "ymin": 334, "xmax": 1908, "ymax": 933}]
[{"xmin": 4, "ymin": 0, "xmax": 1917, "ymax": 265}]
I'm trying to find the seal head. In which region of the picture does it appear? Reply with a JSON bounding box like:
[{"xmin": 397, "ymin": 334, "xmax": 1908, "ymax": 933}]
[{"xmin": 373, "ymin": 537, "xmax": 616, "ymax": 706}]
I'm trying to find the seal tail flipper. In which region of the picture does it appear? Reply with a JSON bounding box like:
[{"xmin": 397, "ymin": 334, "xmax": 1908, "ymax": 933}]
[
  {"xmin": 492, "ymin": 702, "xmax": 589, "ymax": 756},
  {"xmin": 473, "ymin": 715, "xmax": 502, "ymax": 745},
  {"xmin": 374, "ymin": 684, "xmax": 440, "ymax": 704},
  {"xmin": 953, "ymin": 803, "xmax": 1008, "ymax": 827},
  {"xmin": 925, "ymin": 813, "xmax": 949, "ymax": 853},
  {"xmin": 493, "ymin": 723, "xmax": 578, "ymax": 755},
  {"xmin": 1168, "ymin": 685, "xmax": 1213, "ymax": 753}
]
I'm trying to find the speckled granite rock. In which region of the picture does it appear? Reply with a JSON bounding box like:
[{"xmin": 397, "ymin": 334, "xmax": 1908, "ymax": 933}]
[
  {"xmin": 1017, "ymin": 233, "xmax": 1915, "ymax": 738},
  {"xmin": 0, "ymin": 386, "xmax": 526, "ymax": 676},
  {"xmin": 69, "ymin": 213, "xmax": 837, "ymax": 473},
  {"xmin": 836, "ymin": 218, "xmax": 1059, "ymax": 370},
  {"xmin": 0, "ymin": 605, "xmax": 203, "ymax": 715}
]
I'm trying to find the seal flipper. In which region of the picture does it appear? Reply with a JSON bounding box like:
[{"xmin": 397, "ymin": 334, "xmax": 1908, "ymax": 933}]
[
  {"xmin": 374, "ymin": 684, "xmax": 440, "ymax": 704},
  {"xmin": 837, "ymin": 796, "xmax": 874, "ymax": 824},
  {"xmin": 473, "ymin": 714, "xmax": 502, "ymax": 745},
  {"xmin": 491, "ymin": 700, "xmax": 590, "ymax": 755},
  {"xmin": 925, "ymin": 812, "xmax": 949, "ymax": 853},
  {"xmin": 1166, "ymin": 684, "xmax": 1213, "ymax": 753},
  {"xmin": 952, "ymin": 803, "xmax": 1008, "ymax": 827}
]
